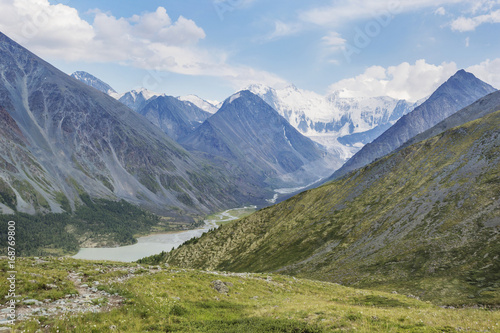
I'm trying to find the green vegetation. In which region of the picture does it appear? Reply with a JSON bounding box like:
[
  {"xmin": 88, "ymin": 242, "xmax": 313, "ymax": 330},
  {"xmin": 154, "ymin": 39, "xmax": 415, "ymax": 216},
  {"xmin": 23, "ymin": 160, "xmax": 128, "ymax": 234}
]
[
  {"xmin": 0, "ymin": 194, "xmax": 164, "ymax": 256},
  {"xmin": 12, "ymin": 179, "xmax": 50, "ymax": 211},
  {"xmin": 164, "ymin": 110, "xmax": 500, "ymax": 306},
  {"xmin": 4, "ymin": 258, "xmax": 500, "ymax": 332},
  {"xmin": 54, "ymin": 191, "xmax": 71, "ymax": 212},
  {"xmin": 0, "ymin": 177, "xmax": 16, "ymax": 210},
  {"xmin": 206, "ymin": 206, "xmax": 257, "ymax": 226}
]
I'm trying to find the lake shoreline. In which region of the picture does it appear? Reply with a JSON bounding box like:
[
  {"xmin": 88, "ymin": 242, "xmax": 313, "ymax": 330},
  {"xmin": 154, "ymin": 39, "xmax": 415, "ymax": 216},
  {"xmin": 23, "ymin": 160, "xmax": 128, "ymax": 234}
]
[{"xmin": 72, "ymin": 206, "xmax": 256, "ymax": 262}]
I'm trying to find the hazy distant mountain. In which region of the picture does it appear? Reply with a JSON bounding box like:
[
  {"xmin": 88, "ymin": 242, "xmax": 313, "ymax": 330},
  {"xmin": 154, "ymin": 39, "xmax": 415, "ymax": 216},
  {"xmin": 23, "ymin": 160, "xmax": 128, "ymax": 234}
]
[
  {"xmin": 139, "ymin": 95, "xmax": 212, "ymax": 141},
  {"xmin": 330, "ymin": 70, "xmax": 497, "ymax": 180},
  {"xmin": 247, "ymin": 84, "xmax": 419, "ymax": 158},
  {"xmin": 0, "ymin": 32, "xmax": 267, "ymax": 215},
  {"xmin": 70, "ymin": 71, "xmax": 117, "ymax": 96},
  {"xmin": 180, "ymin": 90, "xmax": 335, "ymax": 188},
  {"xmin": 178, "ymin": 95, "xmax": 219, "ymax": 114},
  {"xmin": 117, "ymin": 88, "xmax": 161, "ymax": 111}
]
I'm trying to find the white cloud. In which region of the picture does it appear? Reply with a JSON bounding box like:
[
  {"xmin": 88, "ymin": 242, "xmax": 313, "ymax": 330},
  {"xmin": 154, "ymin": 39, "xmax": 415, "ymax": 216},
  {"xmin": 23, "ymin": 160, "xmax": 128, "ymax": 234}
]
[
  {"xmin": 465, "ymin": 36, "xmax": 470, "ymax": 46},
  {"xmin": 435, "ymin": 7, "xmax": 447, "ymax": 15},
  {"xmin": 322, "ymin": 31, "xmax": 346, "ymax": 52},
  {"xmin": 466, "ymin": 58, "xmax": 500, "ymax": 89},
  {"xmin": 469, "ymin": 0, "xmax": 500, "ymax": 14},
  {"xmin": 450, "ymin": 9, "xmax": 500, "ymax": 31},
  {"xmin": 300, "ymin": 0, "xmax": 468, "ymax": 27},
  {"xmin": 0, "ymin": 0, "xmax": 286, "ymax": 89},
  {"xmin": 265, "ymin": 20, "xmax": 303, "ymax": 40},
  {"xmin": 328, "ymin": 59, "xmax": 459, "ymax": 102}
]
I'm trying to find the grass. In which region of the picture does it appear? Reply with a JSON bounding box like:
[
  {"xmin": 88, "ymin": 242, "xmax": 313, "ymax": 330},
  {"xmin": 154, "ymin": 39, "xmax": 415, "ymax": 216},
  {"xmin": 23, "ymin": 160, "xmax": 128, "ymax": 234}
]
[
  {"xmin": 205, "ymin": 206, "xmax": 257, "ymax": 226},
  {"xmin": 4, "ymin": 257, "xmax": 500, "ymax": 332}
]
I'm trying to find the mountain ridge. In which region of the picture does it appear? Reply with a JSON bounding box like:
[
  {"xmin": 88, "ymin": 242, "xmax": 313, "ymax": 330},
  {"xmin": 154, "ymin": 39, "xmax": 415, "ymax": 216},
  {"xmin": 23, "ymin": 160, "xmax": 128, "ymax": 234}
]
[
  {"xmin": 70, "ymin": 71, "xmax": 117, "ymax": 96},
  {"xmin": 329, "ymin": 69, "xmax": 497, "ymax": 181},
  {"xmin": 180, "ymin": 90, "xmax": 336, "ymax": 188}
]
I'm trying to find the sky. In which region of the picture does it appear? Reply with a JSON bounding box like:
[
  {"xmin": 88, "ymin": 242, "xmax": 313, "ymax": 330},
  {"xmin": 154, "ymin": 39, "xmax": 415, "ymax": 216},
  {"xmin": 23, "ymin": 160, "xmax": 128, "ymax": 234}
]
[{"xmin": 0, "ymin": 0, "xmax": 499, "ymax": 102}]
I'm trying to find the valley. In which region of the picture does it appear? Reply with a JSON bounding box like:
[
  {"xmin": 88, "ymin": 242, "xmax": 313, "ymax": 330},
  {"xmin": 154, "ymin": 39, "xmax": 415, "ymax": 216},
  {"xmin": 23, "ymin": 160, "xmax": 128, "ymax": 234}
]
[
  {"xmin": 72, "ymin": 206, "xmax": 256, "ymax": 262},
  {"xmin": 0, "ymin": 3, "xmax": 498, "ymax": 329}
]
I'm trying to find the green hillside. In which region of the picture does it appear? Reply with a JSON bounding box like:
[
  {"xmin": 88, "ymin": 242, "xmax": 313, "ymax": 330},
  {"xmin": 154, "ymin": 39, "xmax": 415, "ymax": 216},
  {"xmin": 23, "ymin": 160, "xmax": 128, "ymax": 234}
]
[
  {"xmin": 3, "ymin": 258, "xmax": 499, "ymax": 332},
  {"xmin": 164, "ymin": 110, "xmax": 500, "ymax": 305}
]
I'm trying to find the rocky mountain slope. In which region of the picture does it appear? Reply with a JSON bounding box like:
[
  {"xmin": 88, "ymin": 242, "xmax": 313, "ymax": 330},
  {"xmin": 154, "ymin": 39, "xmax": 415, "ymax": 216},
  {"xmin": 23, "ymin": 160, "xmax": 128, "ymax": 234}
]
[
  {"xmin": 138, "ymin": 95, "xmax": 211, "ymax": 141},
  {"xmin": 0, "ymin": 32, "xmax": 268, "ymax": 217},
  {"xmin": 330, "ymin": 70, "xmax": 496, "ymax": 180},
  {"xmin": 164, "ymin": 101, "xmax": 500, "ymax": 305},
  {"xmin": 180, "ymin": 90, "xmax": 336, "ymax": 188}
]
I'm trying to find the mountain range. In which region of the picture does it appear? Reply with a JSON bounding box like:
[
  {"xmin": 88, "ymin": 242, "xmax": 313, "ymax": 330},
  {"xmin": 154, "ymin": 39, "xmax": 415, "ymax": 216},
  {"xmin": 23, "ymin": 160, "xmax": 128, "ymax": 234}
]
[
  {"xmin": 72, "ymin": 72, "xmax": 336, "ymax": 189},
  {"xmin": 330, "ymin": 70, "xmax": 496, "ymax": 180},
  {"xmin": 163, "ymin": 89, "xmax": 500, "ymax": 304},
  {"xmin": 177, "ymin": 94, "xmax": 219, "ymax": 114},
  {"xmin": 0, "ymin": 27, "xmax": 499, "ymax": 311},
  {"xmin": 72, "ymin": 73, "xmax": 421, "ymax": 165},
  {"xmin": 0, "ymin": 32, "xmax": 269, "ymax": 218},
  {"xmin": 117, "ymin": 88, "xmax": 161, "ymax": 112},
  {"xmin": 247, "ymin": 84, "xmax": 420, "ymax": 157},
  {"xmin": 180, "ymin": 90, "xmax": 335, "ymax": 188}
]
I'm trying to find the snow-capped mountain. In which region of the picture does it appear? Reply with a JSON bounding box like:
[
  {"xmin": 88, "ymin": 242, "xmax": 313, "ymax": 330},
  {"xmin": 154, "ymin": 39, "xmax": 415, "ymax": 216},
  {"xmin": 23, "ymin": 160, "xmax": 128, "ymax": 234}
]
[
  {"xmin": 139, "ymin": 95, "xmax": 212, "ymax": 141},
  {"xmin": 246, "ymin": 84, "xmax": 421, "ymax": 158},
  {"xmin": 118, "ymin": 88, "xmax": 163, "ymax": 111},
  {"xmin": 178, "ymin": 95, "xmax": 219, "ymax": 114},
  {"xmin": 71, "ymin": 71, "xmax": 118, "ymax": 97},
  {"xmin": 180, "ymin": 90, "xmax": 337, "ymax": 188},
  {"xmin": 330, "ymin": 69, "xmax": 497, "ymax": 181}
]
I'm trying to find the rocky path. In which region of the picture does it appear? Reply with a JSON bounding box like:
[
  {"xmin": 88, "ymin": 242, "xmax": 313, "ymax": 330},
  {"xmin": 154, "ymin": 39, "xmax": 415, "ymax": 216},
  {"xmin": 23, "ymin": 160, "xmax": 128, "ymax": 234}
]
[{"xmin": 0, "ymin": 264, "xmax": 158, "ymax": 329}]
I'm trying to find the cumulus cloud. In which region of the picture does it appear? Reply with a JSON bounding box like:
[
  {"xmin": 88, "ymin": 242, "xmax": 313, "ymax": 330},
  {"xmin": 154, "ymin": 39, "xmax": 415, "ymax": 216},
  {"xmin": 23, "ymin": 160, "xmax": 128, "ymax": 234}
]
[
  {"xmin": 0, "ymin": 0, "xmax": 286, "ymax": 89},
  {"xmin": 328, "ymin": 60, "xmax": 459, "ymax": 102},
  {"xmin": 466, "ymin": 58, "xmax": 500, "ymax": 89},
  {"xmin": 450, "ymin": 9, "xmax": 500, "ymax": 31},
  {"xmin": 322, "ymin": 31, "xmax": 346, "ymax": 52}
]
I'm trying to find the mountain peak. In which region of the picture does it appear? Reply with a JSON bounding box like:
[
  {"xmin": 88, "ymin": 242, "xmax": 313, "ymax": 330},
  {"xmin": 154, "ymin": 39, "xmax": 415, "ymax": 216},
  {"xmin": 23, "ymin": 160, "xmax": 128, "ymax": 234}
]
[
  {"xmin": 225, "ymin": 90, "xmax": 260, "ymax": 105},
  {"xmin": 70, "ymin": 71, "xmax": 117, "ymax": 95},
  {"xmin": 449, "ymin": 69, "xmax": 478, "ymax": 82},
  {"xmin": 330, "ymin": 69, "xmax": 496, "ymax": 180},
  {"xmin": 427, "ymin": 69, "xmax": 495, "ymax": 104}
]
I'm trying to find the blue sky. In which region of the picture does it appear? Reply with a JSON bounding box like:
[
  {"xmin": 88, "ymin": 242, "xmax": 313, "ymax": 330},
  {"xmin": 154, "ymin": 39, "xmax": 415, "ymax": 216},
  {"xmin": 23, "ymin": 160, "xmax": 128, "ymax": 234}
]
[{"xmin": 0, "ymin": 0, "xmax": 499, "ymax": 102}]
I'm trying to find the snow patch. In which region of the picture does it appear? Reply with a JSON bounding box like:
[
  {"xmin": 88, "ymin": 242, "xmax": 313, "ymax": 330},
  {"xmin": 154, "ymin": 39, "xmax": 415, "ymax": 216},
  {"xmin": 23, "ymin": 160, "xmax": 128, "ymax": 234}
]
[
  {"xmin": 178, "ymin": 94, "xmax": 219, "ymax": 113},
  {"xmin": 229, "ymin": 92, "xmax": 242, "ymax": 104},
  {"xmin": 283, "ymin": 127, "xmax": 292, "ymax": 147}
]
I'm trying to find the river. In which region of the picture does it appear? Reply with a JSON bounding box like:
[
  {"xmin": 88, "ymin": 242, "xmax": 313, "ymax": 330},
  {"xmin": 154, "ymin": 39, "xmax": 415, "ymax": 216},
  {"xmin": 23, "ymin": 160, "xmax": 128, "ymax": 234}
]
[{"xmin": 72, "ymin": 206, "xmax": 253, "ymax": 262}]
